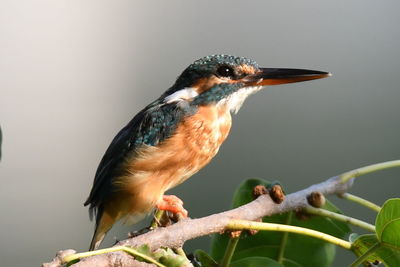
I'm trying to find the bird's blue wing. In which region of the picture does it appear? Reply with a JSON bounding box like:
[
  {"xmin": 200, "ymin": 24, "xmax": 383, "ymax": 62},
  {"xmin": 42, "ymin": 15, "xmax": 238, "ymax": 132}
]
[{"xmin": 84, "ymin": 100, "xmax": 192, "ymax": 220}]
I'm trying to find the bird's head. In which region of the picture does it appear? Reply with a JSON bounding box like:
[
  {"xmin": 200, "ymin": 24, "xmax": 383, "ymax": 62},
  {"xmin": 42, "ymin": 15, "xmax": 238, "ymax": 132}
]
[{"xmin": 163, "ymin": 54, "xmax": 330, "ymax": 113}]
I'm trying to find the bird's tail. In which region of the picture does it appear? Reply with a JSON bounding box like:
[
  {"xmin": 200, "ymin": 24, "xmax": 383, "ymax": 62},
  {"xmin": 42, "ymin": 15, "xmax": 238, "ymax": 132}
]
[{"xmin": 89, "ymin": 209, "xmax": 116, "ymax": 251}]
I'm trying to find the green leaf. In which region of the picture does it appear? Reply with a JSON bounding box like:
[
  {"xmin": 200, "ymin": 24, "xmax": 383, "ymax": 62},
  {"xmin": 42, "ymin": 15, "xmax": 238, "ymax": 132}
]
[
  {"xmin": 231, "ymin": 246, "xmax": 302, "ymax": 267},
  {"xmin": 351, "ymin": 234, "xmax": 381, "ymax": 264},
  {"xmin": 132, "ymin": 246, "xmax": 193, "ymax": 267},
  {"xmin": 194, "ymin": 250, "xmax": 218, "ymax": 267},
  {"xmin": 211, "ymin": 178, "xmax": 351, "ymax": 267},
  {"xmin": 376, "ymin": 198, "xmax": 400, "ymax": 246},
  {"xmin": 131, "ymin": 244, "xmax": 152, "ymax": 262},
  {"xmin": 154, "ymin": 248, "xmax": 192, "ymax": 267},
  {"xmin": 158, "ymin": 255, "xmax": 190, "ymax": 267},
  {"xmin": 230, "ymin": 256, "xmax": 284, "ymax": 267},
  {"xmin": 351, "ymin": 234, "xmax": 400, "ymax": 266},
  {"xmin": 135, "ymin": 244, "xmax": 151, "ymax": 255}
]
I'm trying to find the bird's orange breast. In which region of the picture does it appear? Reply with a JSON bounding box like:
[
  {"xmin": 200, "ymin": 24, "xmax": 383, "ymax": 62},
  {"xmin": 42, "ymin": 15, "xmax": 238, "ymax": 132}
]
[{"xmin": 111, "ymin": 105, "xmax": 232, "ymax": 222}]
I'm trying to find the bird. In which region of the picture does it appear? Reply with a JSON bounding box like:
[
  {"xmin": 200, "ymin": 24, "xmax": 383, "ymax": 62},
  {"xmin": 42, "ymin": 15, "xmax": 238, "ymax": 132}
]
[{"xmin": 84, "ymin": 54, "xmax": 330, "ymax": 250}]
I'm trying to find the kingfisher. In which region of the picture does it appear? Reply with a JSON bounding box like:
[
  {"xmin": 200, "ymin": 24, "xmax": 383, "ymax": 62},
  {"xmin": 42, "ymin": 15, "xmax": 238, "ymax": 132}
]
[{"xmin": 84, "ymin": 54, "xmax": 330, "ymax": 250}]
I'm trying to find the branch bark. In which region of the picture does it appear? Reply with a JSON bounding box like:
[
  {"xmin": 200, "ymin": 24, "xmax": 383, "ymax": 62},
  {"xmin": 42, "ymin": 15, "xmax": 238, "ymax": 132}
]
[{"xmin": 43, "ymin": 175, "xmax": 354, "ymax": 267}]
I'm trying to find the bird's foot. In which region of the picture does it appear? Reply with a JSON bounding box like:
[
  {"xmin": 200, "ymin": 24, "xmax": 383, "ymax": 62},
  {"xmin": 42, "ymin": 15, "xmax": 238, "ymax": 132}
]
[{"xmin": 156, "ymin": 195, "xmax": 188, "ymax": 218}]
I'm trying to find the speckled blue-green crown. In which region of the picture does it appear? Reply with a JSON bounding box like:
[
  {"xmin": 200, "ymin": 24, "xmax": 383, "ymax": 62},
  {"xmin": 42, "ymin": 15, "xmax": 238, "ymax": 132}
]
[
  {"xmin": 165, "ymin": 54, "xmax": 259, "ymax": 97},
  {"xmin": 189, "ymin": 54, "xmax": 259, "ymax": 71}
]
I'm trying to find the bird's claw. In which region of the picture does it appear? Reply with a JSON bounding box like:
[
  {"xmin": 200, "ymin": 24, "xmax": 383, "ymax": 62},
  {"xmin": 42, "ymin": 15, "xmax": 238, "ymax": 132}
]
[{"xmin": 156, "ymin": 195, "xmax": 188, "ymax": 218}]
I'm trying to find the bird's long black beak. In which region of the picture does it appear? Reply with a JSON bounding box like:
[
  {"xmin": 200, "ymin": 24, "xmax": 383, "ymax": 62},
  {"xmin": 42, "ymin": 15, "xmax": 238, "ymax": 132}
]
[{"xmin": 244, "ymin": 68, "xmax": 331, "ymax": 86}]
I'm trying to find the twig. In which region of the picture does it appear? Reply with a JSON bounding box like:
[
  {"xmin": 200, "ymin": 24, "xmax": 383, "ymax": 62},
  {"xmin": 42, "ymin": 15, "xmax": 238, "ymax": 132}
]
[
  {"xmin": 43, "ymin": 161, "xmax": 400, "ymax": 267},
  {"xmin": 304, "ymin": 206, "xmax": 376, "ymax": 232},
  {"xmin": 338, "ymin": 193, "xmax": 381, "ymax": 213},
  {"xmin": 116, "ymin": 175, "xmax": 353, "ymax": 250},
  {"xmin": 219, "ymin": 236, "xmax": 240, "ymax": 267},
  {"xmin": 277, "ymin": 211, "xmax": 292, "ymax": 263},
  {"xmin": 339, "ymin": 160, "xmax": 400, "ymax": 184},
  {"xmin": 64, "ymin": 246, "xmax": 165, "ymax": 267},
  {"xmin": 44, "ymin": 173, "xmax": 353, "ymax": 267},
  {"xmin": 226, "ymin": 220, "xmax": 352, "ymax": 250}
]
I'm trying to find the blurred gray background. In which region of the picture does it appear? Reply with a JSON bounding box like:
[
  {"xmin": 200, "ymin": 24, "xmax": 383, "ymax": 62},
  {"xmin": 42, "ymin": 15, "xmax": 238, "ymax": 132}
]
[{"xmin": 1, "ymin": 1, "xmax": 400, "ymax": 266}]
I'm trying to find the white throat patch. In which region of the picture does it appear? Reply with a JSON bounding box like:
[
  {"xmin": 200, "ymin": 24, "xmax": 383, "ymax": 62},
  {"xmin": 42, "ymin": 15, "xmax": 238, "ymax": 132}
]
[{"xmin": 218, "ymin": 86, "xmax": 263, "ymax": 113}]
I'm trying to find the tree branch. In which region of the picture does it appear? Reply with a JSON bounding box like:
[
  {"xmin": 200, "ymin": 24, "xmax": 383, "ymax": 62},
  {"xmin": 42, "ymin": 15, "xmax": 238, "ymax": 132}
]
[{"xmin": 43, "ymin": 175, "xmax": 354, "ymax": 267}]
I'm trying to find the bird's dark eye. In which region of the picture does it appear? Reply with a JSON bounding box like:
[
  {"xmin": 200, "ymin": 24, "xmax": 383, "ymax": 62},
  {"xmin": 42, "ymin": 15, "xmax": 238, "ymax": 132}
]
[{"xmin": 216, "ymin": 65, "xmax": 235, "ymax": 78}]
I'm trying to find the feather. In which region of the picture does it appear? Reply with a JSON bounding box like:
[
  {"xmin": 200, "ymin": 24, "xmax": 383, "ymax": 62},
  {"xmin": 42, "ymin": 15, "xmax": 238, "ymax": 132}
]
[{"xmin": 84, "ymin": 99, "xmax": 194, "ymax": 220}]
